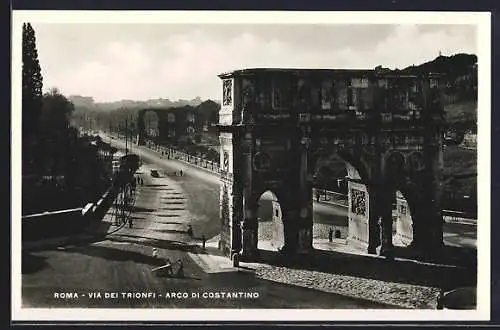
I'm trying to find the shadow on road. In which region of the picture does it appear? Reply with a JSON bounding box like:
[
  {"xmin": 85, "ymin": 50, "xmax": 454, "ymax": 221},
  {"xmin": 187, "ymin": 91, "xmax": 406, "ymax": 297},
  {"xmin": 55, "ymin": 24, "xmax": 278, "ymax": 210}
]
[
  {"xmin": 154, "ymin": 228, "xmax": 189, "ymax": 235},
  {"xmin": 106, "ymin": 234, "xmax": 198, "ymax": 252},
  {"xmin": 128, "ymin": 206, "xmax": 156, "ymax": 213},
  {"xmin": 59, "ymin": 244, "xmax": 169, "ymax": 266},
  {"xmin": 22, "ymin": 252, "xmax": 50, "ymax": 274},
  {"xmin": 204, "ymin": 269, "xmax": 400, "ymax": 309}
]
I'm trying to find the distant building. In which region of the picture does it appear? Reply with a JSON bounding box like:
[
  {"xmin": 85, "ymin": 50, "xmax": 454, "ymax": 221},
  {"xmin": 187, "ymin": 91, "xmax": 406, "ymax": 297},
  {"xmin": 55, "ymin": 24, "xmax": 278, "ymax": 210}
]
[{"xmin": 139, "ymin": 107, "xmax": 202, "ymax": 146}]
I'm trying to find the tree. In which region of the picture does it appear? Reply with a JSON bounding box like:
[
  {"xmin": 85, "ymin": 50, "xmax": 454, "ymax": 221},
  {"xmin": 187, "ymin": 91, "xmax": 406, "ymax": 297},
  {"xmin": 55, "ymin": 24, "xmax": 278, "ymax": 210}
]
[
  {"xmin": 36, "ymin": 88, "xmax": 75, "ymax": 177},
  {"xmin": 39, "ymin": 88, "xmax": 75, "ymax": 137},
  {"xmin": 22, "ymin": 23, "xmax": 43, "ymax": 139}
]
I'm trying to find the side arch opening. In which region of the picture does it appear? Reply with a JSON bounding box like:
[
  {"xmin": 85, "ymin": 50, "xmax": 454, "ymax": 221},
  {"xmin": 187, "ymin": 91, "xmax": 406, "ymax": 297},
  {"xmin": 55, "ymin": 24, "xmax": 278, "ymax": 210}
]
[{"xmin": 256, "ymin": 190, "xmax": 284, "ymax": 252}]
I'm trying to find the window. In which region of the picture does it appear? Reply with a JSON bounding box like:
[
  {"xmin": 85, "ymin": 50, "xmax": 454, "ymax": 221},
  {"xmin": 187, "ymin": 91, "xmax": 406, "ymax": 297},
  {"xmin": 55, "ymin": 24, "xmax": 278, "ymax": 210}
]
[
  {"xmin": 347, "ymin": 87, "xmax": 358, "ymax": 110},
  {"xmin": 168, "ymin": 113, "xmax": 175, "ymax": 123},
  {"xmin": 351, "ymin": 77, "xmax": 368, "ymax": 88},
  {"xmin": 187, "ymin": 126, "xmax": 195, "ymax": 135},
  {"xmin": 187, "ymin": 112, "xmax": 195, "ymax": 122},
  {"xmin": 321, "ymin": 80, "xmax": 334, "ymax": 110},
  {"xmin": 272, "ymin": 79, "xmax": 291, "ymax": 110},
  {"xmin": 168, "ymin": 128, "xmax": 176, "ymax": 137}
]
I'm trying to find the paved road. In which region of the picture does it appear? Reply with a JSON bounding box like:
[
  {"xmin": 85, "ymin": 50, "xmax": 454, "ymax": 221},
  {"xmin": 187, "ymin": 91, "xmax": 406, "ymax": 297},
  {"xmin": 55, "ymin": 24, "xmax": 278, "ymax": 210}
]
[
  {"xmin": 22, "ymin": 152, "xmax": 392, "ymax": 309},
  {"xmin": 105, "ymin": 134, "xmax": 476, "ymax": 249}
]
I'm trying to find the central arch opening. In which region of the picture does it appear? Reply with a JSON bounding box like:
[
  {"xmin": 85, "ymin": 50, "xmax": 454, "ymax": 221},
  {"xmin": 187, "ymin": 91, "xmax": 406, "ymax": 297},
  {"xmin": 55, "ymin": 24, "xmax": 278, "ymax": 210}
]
[{"xmin": 310, "ymin": 150, "xmax": 370, "ymax": 252}]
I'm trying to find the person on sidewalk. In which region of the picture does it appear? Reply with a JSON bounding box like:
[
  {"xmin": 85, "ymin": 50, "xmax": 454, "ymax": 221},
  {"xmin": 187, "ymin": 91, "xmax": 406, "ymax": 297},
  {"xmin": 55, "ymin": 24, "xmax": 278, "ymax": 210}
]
[
  {"xmin": 316, "ymin": 190, "xmax": 321, "ymax": 203},
  {"xmin": 328, "ymin": 228, "xmax": 333, "ymax": 243},
  {"xmin": 202, "ymin": 235, "xmax": 206, "ymax": 250},
  {"xmin": 180, "ymin": 170, "xmax": 183, "ymax": 177},
  {"xmin": 187, "ymin": 224, "xmax": 193, "ymax": 238},
  {"xmin": 175, "ymin": 258, "xmax": 184, "ymax": 278}
]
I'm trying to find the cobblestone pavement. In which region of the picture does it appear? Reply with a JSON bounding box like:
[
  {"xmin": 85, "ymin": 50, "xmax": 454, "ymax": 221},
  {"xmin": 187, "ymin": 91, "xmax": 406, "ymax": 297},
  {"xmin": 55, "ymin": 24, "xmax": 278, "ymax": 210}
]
[{"xmin": 253, "ymin": 263, "xmax": 440, "ymax": 309}]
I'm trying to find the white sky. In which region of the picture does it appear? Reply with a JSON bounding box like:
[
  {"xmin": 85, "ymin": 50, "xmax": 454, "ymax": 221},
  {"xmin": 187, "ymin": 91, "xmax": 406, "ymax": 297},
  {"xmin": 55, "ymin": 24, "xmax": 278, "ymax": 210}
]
[{"xmin": 32, "ymin": 23, "xmax": 477, "ymax": 102}]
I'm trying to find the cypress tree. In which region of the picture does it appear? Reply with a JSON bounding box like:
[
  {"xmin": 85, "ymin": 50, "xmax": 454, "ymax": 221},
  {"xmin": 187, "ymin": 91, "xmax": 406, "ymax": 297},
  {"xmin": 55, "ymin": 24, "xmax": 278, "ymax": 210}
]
[{"xmin": 22, "ymin": 22, "xmax": 43, "ymax": 139}]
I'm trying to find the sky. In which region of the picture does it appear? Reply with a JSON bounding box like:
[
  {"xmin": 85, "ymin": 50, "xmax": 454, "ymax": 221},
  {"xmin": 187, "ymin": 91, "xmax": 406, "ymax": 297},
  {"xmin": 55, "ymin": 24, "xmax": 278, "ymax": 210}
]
[{"xmin": 31, "ymin": 23, "xmax": 477, "ymax": 102}]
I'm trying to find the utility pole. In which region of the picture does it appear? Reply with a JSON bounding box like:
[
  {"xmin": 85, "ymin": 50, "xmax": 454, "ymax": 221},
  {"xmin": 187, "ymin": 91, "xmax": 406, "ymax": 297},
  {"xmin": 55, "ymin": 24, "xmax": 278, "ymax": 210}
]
[{"xmin": 125, "ymin": 118, "xmax": 128, "ymax": 155}]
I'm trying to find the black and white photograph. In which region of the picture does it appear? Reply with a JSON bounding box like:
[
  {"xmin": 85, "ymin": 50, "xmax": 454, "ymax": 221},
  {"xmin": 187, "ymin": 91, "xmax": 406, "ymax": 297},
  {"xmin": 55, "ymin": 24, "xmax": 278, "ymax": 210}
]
[{"xmin": 12, "ymin": 10, "xmax": 491, "ymax": 322}]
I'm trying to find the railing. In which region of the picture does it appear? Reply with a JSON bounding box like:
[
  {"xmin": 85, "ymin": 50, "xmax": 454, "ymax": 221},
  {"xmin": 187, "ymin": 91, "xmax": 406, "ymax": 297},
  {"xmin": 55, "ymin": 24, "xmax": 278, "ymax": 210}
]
[
  {"xmin": 313, "ymin": 188, "xmax": 348, "ymax": 207},
  {"xmin": 139, "ymin": 140, "xmax": 221, "ymax": 176}
]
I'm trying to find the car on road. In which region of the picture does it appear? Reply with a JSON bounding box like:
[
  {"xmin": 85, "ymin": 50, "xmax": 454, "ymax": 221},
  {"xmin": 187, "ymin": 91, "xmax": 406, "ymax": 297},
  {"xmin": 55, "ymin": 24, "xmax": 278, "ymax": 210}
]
[{"xmin": 150, "ymin": 169, "xmax": 160, "ymax": 178}]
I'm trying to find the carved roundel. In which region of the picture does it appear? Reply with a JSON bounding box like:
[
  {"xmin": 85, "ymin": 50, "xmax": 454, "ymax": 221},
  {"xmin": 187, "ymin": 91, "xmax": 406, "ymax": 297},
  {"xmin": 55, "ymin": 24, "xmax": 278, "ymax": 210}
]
[
  {"xmin": 406, "ymin": 152, "xmax": 425, "ymax": 172},
  {"xmin": 253, "ymin": 151, "xmax": 272, "ymax": 172}
]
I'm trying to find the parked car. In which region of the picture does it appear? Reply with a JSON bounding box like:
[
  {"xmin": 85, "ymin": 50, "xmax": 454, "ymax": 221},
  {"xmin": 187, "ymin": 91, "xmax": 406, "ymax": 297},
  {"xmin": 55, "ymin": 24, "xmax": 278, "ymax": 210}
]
[
  {"xmin": 150, "ymin": 169, "xmax": 160, "ymax": 178},
  {"xmin": 437, "ymin": 286, "xmax": 476, "ymax": 310}
]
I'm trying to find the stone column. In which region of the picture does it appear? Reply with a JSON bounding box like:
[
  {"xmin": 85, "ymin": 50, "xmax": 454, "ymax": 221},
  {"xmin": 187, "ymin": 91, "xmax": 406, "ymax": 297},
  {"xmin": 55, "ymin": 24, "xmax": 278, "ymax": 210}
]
[
  {"xmin": 367, "ymin": 185, "xmax": 381, "ymax": 254},
  {"xmin": 296, "ymin": 136, "xmax": 313, "ymax": 254},
  {"xmin": 240, "ymin": 201, "xmax": 259, "ymax": 259},
  {"xmin": 281, "ymin": 207, "xmax": 299, "ymax": 255},
  {"xmin": 239, "ymin": 130, "xmax": 258, "ymax": 260},
  {"xmin": 418, "ymin": 133, "xmax": 445, "ymax": 257}
]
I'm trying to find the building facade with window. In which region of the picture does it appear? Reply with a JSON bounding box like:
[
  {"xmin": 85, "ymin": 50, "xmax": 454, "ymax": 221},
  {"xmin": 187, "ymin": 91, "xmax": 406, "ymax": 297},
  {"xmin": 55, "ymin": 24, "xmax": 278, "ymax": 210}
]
[{"xmin": 140, "ymin": 107, "xmax": 202, "ymax": 145}]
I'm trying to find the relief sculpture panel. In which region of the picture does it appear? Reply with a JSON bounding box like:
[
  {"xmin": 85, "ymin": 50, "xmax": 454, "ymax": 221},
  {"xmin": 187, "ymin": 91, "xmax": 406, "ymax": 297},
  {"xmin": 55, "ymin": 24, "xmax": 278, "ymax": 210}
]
[{"xmin": 350, "ymin": 189, "xmax": 367, "ymax": 216}]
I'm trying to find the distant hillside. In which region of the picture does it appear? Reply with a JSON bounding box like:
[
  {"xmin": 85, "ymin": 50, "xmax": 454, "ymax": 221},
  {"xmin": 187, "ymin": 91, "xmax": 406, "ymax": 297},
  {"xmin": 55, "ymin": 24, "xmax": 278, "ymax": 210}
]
[
  {"xmin": 402, "ymin": 53, "xmax": 477, "ymax": 76},
  {"xmin": 68, "ymin": 95, "xmax": 207, "ymax": 112},
  {"xmin": 402, "ymin": 53, "xmax": 478, "ymax": 104}
]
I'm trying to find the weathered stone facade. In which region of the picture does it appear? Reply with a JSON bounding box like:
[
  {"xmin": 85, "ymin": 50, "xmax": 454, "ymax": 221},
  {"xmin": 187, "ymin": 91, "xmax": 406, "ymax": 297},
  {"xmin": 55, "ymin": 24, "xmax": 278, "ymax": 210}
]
[{"xmin": 217, "ymin": 68, "xmax": 446, "ymax": 261}]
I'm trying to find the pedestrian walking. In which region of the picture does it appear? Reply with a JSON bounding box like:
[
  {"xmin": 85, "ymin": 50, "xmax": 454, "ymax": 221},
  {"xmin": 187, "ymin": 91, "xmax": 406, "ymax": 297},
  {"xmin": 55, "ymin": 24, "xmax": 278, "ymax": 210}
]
[
  {"xmin": 129, "ymin": 217, "xmax": 133, "ymax": 228},
  {"xmin": 187, "ymin": 224, "xmax": 193, "ymax": 238},
  {"xmin": 202, "ymin": 235, "xmax": 206, "ymax": 250},
  {"xmin": 152, "ymin": 247, "xmax": 158, "ymax": 259},
  {"xmin": 316, "ymin": 190, "xmax": 321, "ymax": 203},
  {"xmin": 328, "ymin": 227, "xmax": 333, "ymax": 243},
  {"xmin": 180, "ymin": 170, "xmax": 183, "ymax": 177}
]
